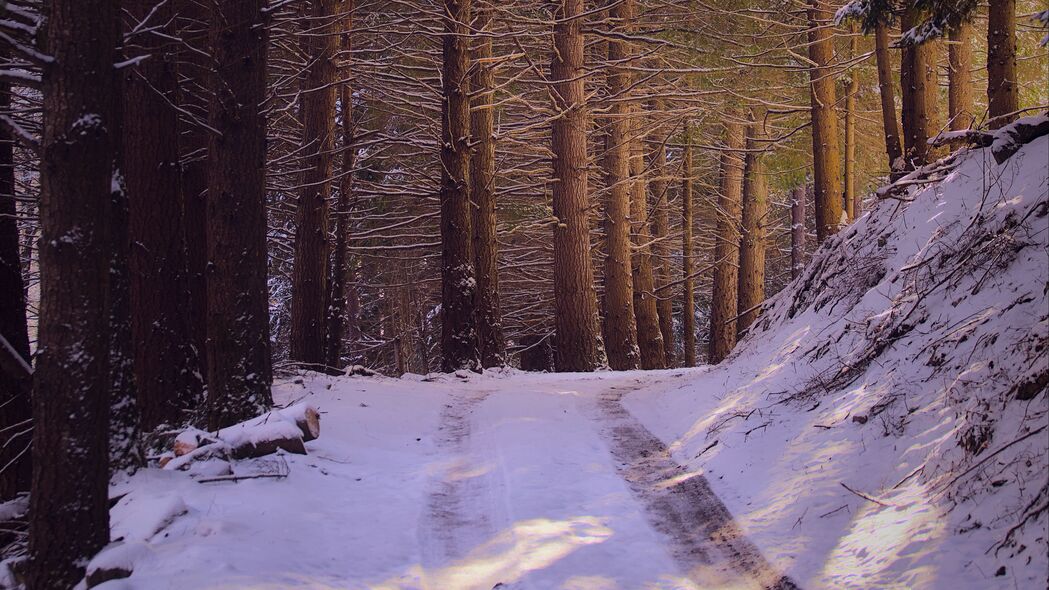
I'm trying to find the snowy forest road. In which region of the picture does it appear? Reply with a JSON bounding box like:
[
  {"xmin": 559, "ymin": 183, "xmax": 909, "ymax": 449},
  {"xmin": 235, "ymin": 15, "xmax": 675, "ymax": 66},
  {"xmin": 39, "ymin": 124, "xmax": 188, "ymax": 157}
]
[
  {"xmin": 104, "ymin": 371, "xmax": 794, "ymax": 589},
  {"xmin": 411, "ymin": 373, "xmax": 796, "ymax": 590}
]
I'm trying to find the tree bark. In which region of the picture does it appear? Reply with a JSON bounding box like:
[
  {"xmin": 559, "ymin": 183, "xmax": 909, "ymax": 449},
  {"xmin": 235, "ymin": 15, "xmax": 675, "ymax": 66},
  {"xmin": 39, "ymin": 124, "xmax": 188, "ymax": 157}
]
[
  {"xmin": 550, "ymin": 0, "xmax": 602, "ymax": 372},
  {"xmin": 0, "ymin": 63, "xmax": 30, "ymax": 499},
  {"xmin": 600, "ymin": 0, "xmax": 640, "ymax": 370},
  {"xmin": 631, "ymin": 108, "xmax": 666, "ymax": 370},
  {"xmin": 874, "ymin": 21, "xmax": 904, "ymax": 174},
  {"xmin": 649, "ymin": 106, "xmax": 674, "ymax": 367},
  {"xmin": 901, "ymin": 9, "xmax": 938, "ymax": 167},
  {"xmin": 681, "ymin": 134, "xmax": 696, "ymax": 367},
  {"xmin": 177, "ymin": 0, "xmax": 210, "ymax": 379},
  {"xmin": 326, "ymin": 4, "xmax": 356, "ymax": 370},
  {"xmin": 948, "ymin": 21, "xmax": 974, "ymax": 131},
  {"xmin": 124, "ymin": 0, "xmax": 202, "ymax": 431},
  {"xmin": 737, "ymin": 121, "xmax": 767, "ymax": 337},
  {"xmin": 206, "ymin": 0, "xmax": 273, "ymax": 430},
  {"xmin": 807, "ymin": 0, "xmax": 843, "ymax": 242},
  {"xmin": 708, "ymin": 118, "xmax": 745, "ymax": 364},
  {"xmin": 471, "ymin": 1, "xmax": 506, "ymax": 369},
  {"xmin": 291, "ymin": 0, "xmax": 338, "ymax": 366},
  {"xmin": 439, "ymin": 0, "xmax": 479, "ymax": 372},
  {"xmin": 28, "ymin": 0, "xmax": 119, "ymax": 585},
  {"xmin": 844, "ymin": 24, "xmax": 859, "ymax": 222},
  {"xmin": 790, "ymin": 186, "xmax": 806, "ymax": 280},
  {"xmin": 987, "ymin": 0, "xmax": 1018, "ymax": 129}
]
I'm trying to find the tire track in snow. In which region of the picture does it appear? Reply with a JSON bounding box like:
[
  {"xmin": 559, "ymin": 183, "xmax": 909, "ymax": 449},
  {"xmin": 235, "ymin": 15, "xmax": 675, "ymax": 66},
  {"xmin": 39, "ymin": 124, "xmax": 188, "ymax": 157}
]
[
  {"xmin": 416, "ymin": 387, "xmax": 502, "ymax": 577},
  {"xmin": 595, "ymin": 386, "xmax": 800, "ymax": 590}
]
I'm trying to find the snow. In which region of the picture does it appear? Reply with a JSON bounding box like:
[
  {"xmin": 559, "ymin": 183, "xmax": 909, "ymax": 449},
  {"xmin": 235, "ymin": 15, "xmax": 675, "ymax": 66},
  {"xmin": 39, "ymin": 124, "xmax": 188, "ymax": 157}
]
[
  {"xmin": 625, "ymin": 136, "xmax": 1049, "ymax": 589},
  {"xmin": 56, "ymin": 137, "xmax": 1049, "ymax": 589}
]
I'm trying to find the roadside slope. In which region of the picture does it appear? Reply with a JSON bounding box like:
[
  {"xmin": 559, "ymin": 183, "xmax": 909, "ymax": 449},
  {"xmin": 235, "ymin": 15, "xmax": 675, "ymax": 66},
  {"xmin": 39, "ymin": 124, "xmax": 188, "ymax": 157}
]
[{"xmin": 626, "ymin": 134, "xmax": 1049, "ymax": 588}]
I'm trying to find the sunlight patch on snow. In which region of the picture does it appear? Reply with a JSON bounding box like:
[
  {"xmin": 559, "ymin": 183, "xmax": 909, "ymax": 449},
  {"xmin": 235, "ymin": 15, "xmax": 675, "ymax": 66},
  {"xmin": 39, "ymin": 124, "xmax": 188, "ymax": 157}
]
[{"xmin": 380, "ymin": 516, "xmax": 613, "ymax": 590}]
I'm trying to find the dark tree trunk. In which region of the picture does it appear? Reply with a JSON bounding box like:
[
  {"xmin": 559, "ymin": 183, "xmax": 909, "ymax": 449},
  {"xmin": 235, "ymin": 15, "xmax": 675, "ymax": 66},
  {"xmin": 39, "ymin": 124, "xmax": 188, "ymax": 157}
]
[
  {"xmin": 124, "ymin": 0, "xmax": 202, "ymax": 431},
  {"xmin": 108, "ymin": 56, "xmax": 138, "ymax": 472},
  {"xmin": 987, "ymin": 0, "xmax": 1018, "ymax": 129},
  {"xmin": 737, "ymin": 120, "xmax": 767, "ymax": 337},
  {"xmin": 0, "ymin": 66, "xmax": 31, "ymax": 499},
  {"xmin": 708, "ymin": 118, "xmax": 745, "ymax": 364},
  {"xmin": 900, "ymin": 9, "xmax": 938, "ymax": 167},
  {"xmin": 600, "ymin": 0, "xmax": 640, "ymax": 370},
  {"xmin": 807, "ymin": 0, "xmax": 843, "ymax": 242},
  {"xmin": 550, "ymin": 0, "xmax": 602, "ymax": 372},
  {"xmin": 291, "ymin": 0, "xmax": 338, "ymax": 367},
  {"xmin": 439, "ymin": 0, "xmax": 479, "ymax": 372},
  {"xmin": 177, "ymin": 0, "xmax": 211, "ymax": 378},
  {"xmin": 205, "ymin": 0, "xmax": 273, "ymax": 430},
  {"xmin": 681, "ymin": 134, "xmax": 696, "ymax": 367},
  {"xmin": 844, "ymin": 24, "xmax": 859, "ymax": 222},
  {"xmin": 27, "ymin": 0, "xmax": 120, "ymax": 585},
  {"xmin": 471, "ymin": 1, "xmax": 506, "ymax": 369},
  {"xmin": 326, "ymin": 8, "xmax": 356, "ymax": 370}
]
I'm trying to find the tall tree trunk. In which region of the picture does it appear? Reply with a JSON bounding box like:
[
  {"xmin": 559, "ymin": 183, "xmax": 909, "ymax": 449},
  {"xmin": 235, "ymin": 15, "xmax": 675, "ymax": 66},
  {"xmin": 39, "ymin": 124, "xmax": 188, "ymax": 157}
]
[
  {"xmin": 0, "ymin": 66, "xmax": 31, "ymax": 500},
  {"xmin": 600, "ymin": 0, "xmax": 640, "ymax": 370},
  {"xmin": 291, "ymin": 0, "xmax": 338, "ymax": 366},
  {"xmin": 550, "ymin": 0, "xmax": 602, "ymax": 372},
  {"xmin": 471, "ymin": 1, "xmax": 505, "ymax": 368},
  {"xmin": 326, "ymin": 7, "xmax": 356, "ymax": 370},
  {"xmin": 708, "ymin": 118, "xmax": 745, "ymax": 364},
  {"xmin": 790, "ymin": 186, "xmax": 805, "ymax": 280},
  {"xmin": 900, "ymin": 9, "xmax": 937, "ymax": 167},
  {"xmin": 206, "ymin": 0, "xmax": 273, "ymax": 430},
  {"xmin": 108, "ymin": 50, "xmax": 138, "ymax": 472},
  {"xmin": 681, "ymin": 134, "xmax": 696, "ymax": 367},
  {"xmin": 737, "ymin": 120, "xmax": 767, "ymax": 337},
  {"xmin": 807, "ymin": 0, "xmax": 843, "ymax": 242},
  {"xmin": 124, "ymin": 0, "xmax": 202, "ymax": 431},
  {"xmin": 875, "ymin": 20, "xmax": 904, "ymax": 174},
  {"xmin": 630, "ymin": 108, "xmax": 666, "ymax": 369},
  {"xmin": 177, "ymin": 0, "xmax": 210, "ymax": 378},
  {"xmin": 649, "ymin": 106, "xmax": 674, "ymax": 367},
  {"xmin": 844, "ymin": 24, "xmax": 859, "ymax": 222},
  {"xmin": 28, "ymin": 0, "xmax": 119, "ymax": 585},
  {"xmin": 948, "ymin": 20, "xmax": 974, "ymax": 131},
  {"xmin": 987, "ymin": 0, "xmax": 1018, "ymax": 129},
  {"xmin": 439, "ymin": 0, "xmax": 479, "ymax": 372}
]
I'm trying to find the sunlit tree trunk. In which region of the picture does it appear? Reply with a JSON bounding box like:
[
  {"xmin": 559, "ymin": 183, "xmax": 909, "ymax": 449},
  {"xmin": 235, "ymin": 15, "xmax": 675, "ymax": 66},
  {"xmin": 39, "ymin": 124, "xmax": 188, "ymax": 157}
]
[
  {"xmin": 807, "ymin": 0, "xmax": 843, "ymax": 242},
  {"xmin": 737, "ymin": 120, "xmax": 767, "ymax": 336},
  {"xmin": 550, "ymin": 0, "xmax": 602, "ymax": 372},
  {"xmin": 709, "ymin": 118, "xmax": 744, "ymax": 364}
]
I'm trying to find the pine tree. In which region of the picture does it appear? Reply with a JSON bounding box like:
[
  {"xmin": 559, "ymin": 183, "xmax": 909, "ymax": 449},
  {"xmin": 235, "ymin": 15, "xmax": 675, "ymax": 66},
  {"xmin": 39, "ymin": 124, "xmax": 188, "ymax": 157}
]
[
  {"xmin": 987, "ymin": 0, "xmax": 1018, "ymax": 128},
  {"xmin": 807, "ymin": 0, "xmax": 843, "ymax": 242},
  {"xmin": 205, "ymin": 0, "xmax": 274, "ymax": 429},
  {"xmin": 291, "ymin": 0, "xmax": 339, "ymax": 367},
  {"xmin": 550, "ymin": 0, "xmax": 602, "ymax": 372},
  {"xmin": 27, "ymin": 0, "xmax": 120, "ymax": 585},
  {"xmin": 709, "ymin": 118, "xmax": 745, "ymax": 364},
  {"xmin": 439, "ymin": 0, "xmax": 479, "ymax": 372}
]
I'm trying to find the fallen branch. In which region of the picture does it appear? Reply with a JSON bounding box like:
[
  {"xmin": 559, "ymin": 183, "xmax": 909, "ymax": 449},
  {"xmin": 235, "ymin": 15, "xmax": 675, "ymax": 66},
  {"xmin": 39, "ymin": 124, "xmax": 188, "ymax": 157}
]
[{"xmin": 840, "ymin": 482, "xmax": 893, "ymax": 507}]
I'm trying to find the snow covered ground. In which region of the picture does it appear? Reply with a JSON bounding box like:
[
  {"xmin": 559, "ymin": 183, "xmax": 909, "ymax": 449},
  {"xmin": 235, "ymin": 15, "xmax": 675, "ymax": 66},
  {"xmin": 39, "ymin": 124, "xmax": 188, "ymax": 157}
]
[
  {"xmin": 61, "ymin": 134, "xmax": 1049, "ymax": 590},
  {"xmin": 95, "ymin": 370, "xmax": 794, "ymax": 590}
]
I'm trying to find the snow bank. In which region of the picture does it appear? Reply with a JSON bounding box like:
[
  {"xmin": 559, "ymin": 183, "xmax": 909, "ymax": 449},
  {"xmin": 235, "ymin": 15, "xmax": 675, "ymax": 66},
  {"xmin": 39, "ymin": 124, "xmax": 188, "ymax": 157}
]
[{"xmin": 626, "ymin": 136, "xmax": 1049, "ymax": 588}]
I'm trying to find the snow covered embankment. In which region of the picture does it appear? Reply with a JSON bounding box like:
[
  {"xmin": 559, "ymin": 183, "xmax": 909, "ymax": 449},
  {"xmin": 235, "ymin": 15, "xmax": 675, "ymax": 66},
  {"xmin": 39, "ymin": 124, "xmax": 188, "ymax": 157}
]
[{"xmin": 626, "ymin": 134, "xmax": 1049, "ymax": 588}]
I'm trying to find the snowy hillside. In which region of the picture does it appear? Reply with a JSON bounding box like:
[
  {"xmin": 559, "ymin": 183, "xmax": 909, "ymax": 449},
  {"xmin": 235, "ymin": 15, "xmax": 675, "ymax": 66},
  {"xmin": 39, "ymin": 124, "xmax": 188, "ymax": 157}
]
[{"xmin": 626, "ymin": 135, "xmax": 1049, "ymax": 588}]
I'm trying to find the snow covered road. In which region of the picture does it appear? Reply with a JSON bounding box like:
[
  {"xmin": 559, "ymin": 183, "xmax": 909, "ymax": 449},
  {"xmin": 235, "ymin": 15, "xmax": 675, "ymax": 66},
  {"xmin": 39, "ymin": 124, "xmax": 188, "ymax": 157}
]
[{"xmin": 102, "ymin": 370, "xmax": 791, "ymax": 589}]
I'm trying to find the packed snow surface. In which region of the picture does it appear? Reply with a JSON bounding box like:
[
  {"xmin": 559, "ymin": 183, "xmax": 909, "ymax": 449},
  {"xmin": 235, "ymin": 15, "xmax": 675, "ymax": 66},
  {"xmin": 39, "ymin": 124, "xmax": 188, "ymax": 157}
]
[{"xmin": 84, "ymin": 136, "xmax": 1046, "ymax": 589}]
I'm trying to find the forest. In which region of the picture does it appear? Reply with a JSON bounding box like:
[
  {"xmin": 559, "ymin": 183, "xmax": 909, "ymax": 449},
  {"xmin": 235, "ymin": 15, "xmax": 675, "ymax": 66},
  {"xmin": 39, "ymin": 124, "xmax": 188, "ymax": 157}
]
[{"xmin": 0, "ymin": 0, "xmax": 1047, "ymax": 588}]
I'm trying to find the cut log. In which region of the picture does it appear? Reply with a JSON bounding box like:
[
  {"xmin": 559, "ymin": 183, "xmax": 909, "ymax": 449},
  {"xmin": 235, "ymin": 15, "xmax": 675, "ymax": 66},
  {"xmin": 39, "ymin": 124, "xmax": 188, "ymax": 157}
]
[
  {"xmin": 278, "ymin": 403, "xmax": 320, "ymax": 442},
  {"xmin": 229, "ymin": 435, "xmax": 306, "ymax": 460}
]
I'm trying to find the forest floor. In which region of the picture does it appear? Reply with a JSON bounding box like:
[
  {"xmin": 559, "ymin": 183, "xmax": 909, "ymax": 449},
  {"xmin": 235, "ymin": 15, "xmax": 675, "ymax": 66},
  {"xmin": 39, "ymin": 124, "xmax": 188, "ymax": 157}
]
[{"xmin": 100, "ymin": 370, "xmax": 797, "ymax": 590}]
